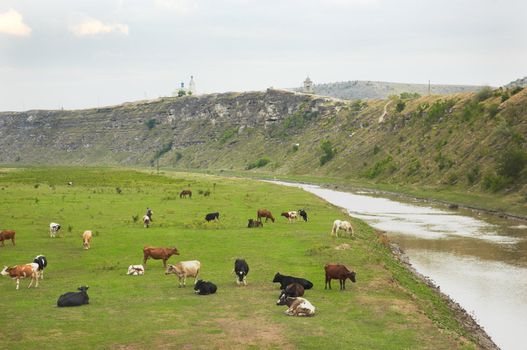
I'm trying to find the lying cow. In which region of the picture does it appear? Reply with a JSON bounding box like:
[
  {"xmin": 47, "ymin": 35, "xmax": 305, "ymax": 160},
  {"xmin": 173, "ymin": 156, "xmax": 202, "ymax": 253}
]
[
  {"xmin": 247, "ymin": 219, "xmax": 263, "ymax": 228},
  {"xmin": 143, "ymin": 246, "xmax": 180, "ymax": 268},
  {"xmin": 298, "ymin": 209, "xmax": 308, "ymax": 222},
  {"xmin": 127, "ymin": 265, "xmax": 145, "ymax": 276},
  {"xmin": 0, "ymin": 230, "xmax": 16, "ymax": 246},
  {"xmin": 205, "ymin": 212, "xmax": 219, "ymax": 222},
  {"xmin": 165, "ymin": 260, "xmax": 201, "ymax": 287},
  {"xmin": 194, "ymin": 280, "xmax": 217, "ymax": 295},
  {"xmin": 1, "ymin": 263, "xmax": 39, "ymax": 290},
  {"xmin": 57, "ymin": 286, "xmax": 90, "ymax": 307},
  {"xmin": 278, "ymin": 296, "xmax": 316, "ymax": 317},
  {"xmin": 325, "ymin": 264, "xmax": 356, "ymax": 290},
  {"xmin": 49, "ymin": 222, "xmax": 61, "ymax": 238},
  {"xmin": 33, "ymin": 255, "xmax": 47, "ymax": 280},
  {"xmin": 276, "ymin": 283, "xmax": 304, "ymax": 305},
  {"xmin": 281, "ymin": 211, "xmax": 298, "ymax": 222},
  {"xmin": 233, "ymin": 259, "xmax": 249, "ymax": 286},
  {"xmin": 273, "ymin": 272, "xmax": 313, "ymax": 290},
  {"xmin": 82, "ymin": 230, "xmax": 92, "ymax": 250}
]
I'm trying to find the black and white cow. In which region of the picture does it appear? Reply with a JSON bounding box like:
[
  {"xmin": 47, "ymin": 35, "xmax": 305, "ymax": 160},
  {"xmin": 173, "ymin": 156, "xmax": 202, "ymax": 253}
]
[
  {"xmin": 33, "ymin": 255, "xmax": 47, "ymax": 280},
  {"xmin": 57, "ymin": 286, "xmax": 90, "ymax": 307},
  {"xmin": 49, "ymin": 223, "xmax": 61, "ymax": 238},
  {"xmin": 194, "ymin": 280, "xmax": 217, "ymax": 295},
  {"xmin": 205, "ymin": 212, "xmax": 219, "ymax": 222},
  {"xmin": 298, "ymin": 209, "xmax": 308, "ymax": 222},
  {"xmin": 234, "ymin": 259, "xmax": 249, "ymax": 286},
  {"xmin": 273, "ymin": 272, "xmax": 313, "ymax": 290}
]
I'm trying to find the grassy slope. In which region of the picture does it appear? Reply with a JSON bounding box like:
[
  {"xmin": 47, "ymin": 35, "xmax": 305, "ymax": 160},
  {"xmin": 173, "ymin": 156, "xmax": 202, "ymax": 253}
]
[{"xmin": 0, "ymin": 167, "xmax": 474, "ymax": 349}]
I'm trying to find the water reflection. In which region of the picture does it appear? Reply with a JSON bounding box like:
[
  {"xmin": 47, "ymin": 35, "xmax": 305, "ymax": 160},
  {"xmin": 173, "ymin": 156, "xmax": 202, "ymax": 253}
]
[{"xmin": 269, "ymin": 181, "xmax": 527, "ymax": 350}]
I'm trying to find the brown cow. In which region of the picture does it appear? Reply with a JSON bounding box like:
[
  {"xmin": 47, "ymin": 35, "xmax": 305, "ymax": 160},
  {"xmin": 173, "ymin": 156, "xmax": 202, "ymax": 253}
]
[
  {"xmin": 281, "ymin": 211, "xmax": 298, "ymax": 223},
  {"xmin": 0, "ymin": 230, "xmax": 15, "ymax": 247},
  {"xmin": 324, "ymin": 264, "xmax": 356, "ymax": 290},
  {"xmin": 1, "ymin": 263, "xmax": 39, "ymax": 290},
  {"xmin": 180, "ymin": 190, "xmax": 192, "ymax": 199},
  {"xmin": 257, "ymin": 209, "xmax": 275, "ymax": 223},
  {"xmin": 143, "ymin": 246, "xmax": 180, "ymax": 267},
  {"xmin": 82, "ymin": 230, "xmax": 92, "ymax": 249}
]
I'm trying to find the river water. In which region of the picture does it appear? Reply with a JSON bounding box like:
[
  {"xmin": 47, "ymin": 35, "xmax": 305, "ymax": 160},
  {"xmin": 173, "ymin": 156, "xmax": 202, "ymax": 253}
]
[{"xmin": 271, "ymin": 181, "xmax": 527, "ymax": 350}]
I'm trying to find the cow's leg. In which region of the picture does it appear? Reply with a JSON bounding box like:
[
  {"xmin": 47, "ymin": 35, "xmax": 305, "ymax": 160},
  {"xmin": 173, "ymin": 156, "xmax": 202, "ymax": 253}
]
[
  {"xmin": 342, "ymin": 279, "xmax": 346, "ymax": 290},
  {"xmin": 183, "ymin": 274, "xmax": 187, "ymax": 287},
  {"xmin": 178, "ymin": 276, "xmax": 183, "ymax": 288},
  {"xmin": 40, "ymin": 270, "xmax": 44, "ymax": 280},
  {"xmin": 34, "ymin": 273, "xmax": 39, "ymax": 288},
  {"xmin": 16, "ymin": 278, "xmax": 20, "ymax": 290},
  {"xmin": 243, "ymin": 275, "xmax": 247, "ymax": 286},
  {"xmin": 12, "ymin": 237, "xmax": 15, "ymax": 246},
  {"xmin": 0, "ymin": 240, "xmax": 4, "ymax": 247},
  {"xmin": 163, "ymin": 259, "xmax": 167, "ymax": 268},
  {"xmin": 143, "ymin": 255, "xmax": 148, "ymax": 265}
]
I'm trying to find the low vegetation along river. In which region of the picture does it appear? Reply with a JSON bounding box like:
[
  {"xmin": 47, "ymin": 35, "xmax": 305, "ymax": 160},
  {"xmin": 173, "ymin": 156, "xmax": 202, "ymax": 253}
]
[{"xmin": 273, "ymin": 181, "xmax": 527, "ymax": 350}]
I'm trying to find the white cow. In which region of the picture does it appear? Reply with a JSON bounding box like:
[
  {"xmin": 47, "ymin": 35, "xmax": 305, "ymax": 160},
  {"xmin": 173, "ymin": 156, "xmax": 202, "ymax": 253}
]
[
  {"xmin": 331, "ymin": 220, "xmax": 354, "ymax": 238},
  {"xmin": 281, "ymin": 297, "xmax": 316, "ymax": 317},
  {"xmin": 49, "ymin": 222, "xmax": 61, "ymax": 238},
  {"xmin": 143, "ymin": 215, "xmax": 151, "ymax": 228},
  {"xmin": 165, "ymin": 260, "xmax": 201, "ymax": 287},
  {"xmin": 127, "ymin": 265, "xmax": 145, "ymax": 276}
]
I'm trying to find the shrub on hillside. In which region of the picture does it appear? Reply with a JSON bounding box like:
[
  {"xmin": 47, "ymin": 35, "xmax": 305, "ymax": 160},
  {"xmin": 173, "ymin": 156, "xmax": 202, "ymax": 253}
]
[
  {"xmin": 474, "ymin": 87, "xmax": 494, "ymax": 102},
  {"xmin": 426, "ymin": 99, "xmax": 455, "ymax": 124},
  {"xmin": 400, "ymin": 92, "xmax": 421, "ymax": 99},
  {"xmin": 466, "ymin": 166, "xmax": 481, "ymax": 185},
  {"xmin": 145, "ymin": 119, "xmax": 157, "ymax": 130},
  {"xmin": 246, "ymin": 158, "xmax": 270, "ymax": 170},
  {"xmin": 497, "ymin": 147, "xmax": 527, "ymax": 179},
  {"xmin": 462, "ymin": 100, "xmax": 484, "ymax": 122},
  {"xmin": 395, "ymin": 100, "xmax": 406, "ymax": 113},
  {"xmin": 320, "ymin": 140, "xmax": 336, "ymax": 166},
  {"xmin": 482, "ymin": 173, "xmax": 509, "ymax": 192}
]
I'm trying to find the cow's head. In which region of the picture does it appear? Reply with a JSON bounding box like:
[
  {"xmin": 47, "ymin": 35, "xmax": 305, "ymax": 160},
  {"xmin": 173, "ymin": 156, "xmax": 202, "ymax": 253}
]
[
  {"xmin": 272, "ymin": 272, "xmax": 281, "ymax": 283},
  {"xmin": 78, "ymin": 286, "xmax": 89, "ymax": 292},
  {"xmin": 0, "ymin": 266, "xmax": 10, "ymax": 276},
  {"xmin": 348, "ymin": 271, "xmax": 357, "ymax": 283},
  {"xmin": 276, "ymin": 290, "xmax": 287, "ymax": 305},
  {"xmin": 170, "ymin": 247, "xmax": 180, "ymax": 255},
  {"xmin": 165, "ymin": 264, "xmax": 177, "ymax": 275}
]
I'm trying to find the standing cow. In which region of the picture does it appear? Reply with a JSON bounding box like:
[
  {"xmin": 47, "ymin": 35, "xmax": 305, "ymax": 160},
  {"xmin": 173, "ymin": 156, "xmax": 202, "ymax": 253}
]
[
  {"xmin": 0, "ymin": 230, "xmax": 16, "ymax": 246},
  {"xmin": 82, "ymin": 230, "xmax": 92, "ymax": 249},
  {"xmin": 298, "ymin": 209, "xmax": 308, "ymax": 222},
  {"xmin": 1, "ymin": 263, "xmax": 39, "ymax": 290},
  {"xmin": 143, "ymin": 246, "xmax": 180, "ymax": 268},
  {"xmin": 49, "ymin": 223, "xmax": 61, "ymax": 238},
  {"xmin": 165, "ymin": 260, "xmax": 201, "ymax": 287},
  {"xmin": 257, "ymin": 209, "xmax": 275, "ymax": 223},
  {"xmin": 233, "ymin": 259, "xmax": 249, "ymax": 286},
  {"xmin": 324, "ymin": 264, "xmax": 356, "ymax": 290},
  {"xmin": 33, "ymin": 255, "xmax": 47, "ymax": 280},
  {"xmin": 57, "ymin": 286, "xmax": 90, "ymax": 307},
  {"xmin": 205, "ymin": 212, "xmax": 220, "ymax": 222},
  {"xmin": 331, "ymin": 220, "xmax": 354, "ymax": 238}
]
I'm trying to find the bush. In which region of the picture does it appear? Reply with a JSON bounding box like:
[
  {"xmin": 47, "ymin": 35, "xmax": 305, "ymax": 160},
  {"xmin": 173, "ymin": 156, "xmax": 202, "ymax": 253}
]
[
  {"xmin": 400, "ymin": 92, "xmax": 421, "ymax": 99},
  {"xmin": 320, "ymin": 140, "xmax": 336, "ymax": 166},
  {"xmin": 467, "ymin": 166, "xmax": 480, "ymax": 185},
  {"xmin": 462, "ymin": 100, "xmax": 484, "ymax": 121},
  {"xmin": 486, "ymin": 104, "xmax": 500, "ymax": 118},
  {"xmin": 219, "ymin": 128, "xmax": 237, "ymax": 144},
  {"xmin": 395, "ymin": 101, "xmax": 406, "ymax": 113},
  {"xmin": 482, "ymin": 173, "xmax": 509, "ymax": 192},
  {"xmin": 145, "ymin": 119, "xmax": 157, "ymax": 130},
  {"xmin": 511, "ymin": 86, "xmax": 524, "ymax": 95},
  {"xmin": 426, "ymin": 100, "xmax": 455, "ymax": 124},
  {"xmin": 373, "ymin": 145, "xmax": 381, "ymax": 155},
  {"xmin": 474, "ymin": 87, "xmax": 493, "ymax": 102},
  {"xmin": 292, "ymin": 144, "xmax": 299, "ymax": 152},
  {"xmin": 246, "ymin": 158, "xmax": 271, "ymax": 170},
  {"xmin": 497, "ymin": 147, "xmax": 527, "ymax": 179}
]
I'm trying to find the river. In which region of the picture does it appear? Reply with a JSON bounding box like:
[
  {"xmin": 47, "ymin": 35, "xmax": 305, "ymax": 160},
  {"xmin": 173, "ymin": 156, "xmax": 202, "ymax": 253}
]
[{"xmin": 271, "ymin": 181, "xmax": 527, "ymax": 350}]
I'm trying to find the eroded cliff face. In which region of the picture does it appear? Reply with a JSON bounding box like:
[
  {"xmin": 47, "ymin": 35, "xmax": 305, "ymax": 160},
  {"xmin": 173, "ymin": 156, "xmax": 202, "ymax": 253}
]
[{"xmin": 0, "ymin": 89, "xmax": 343, "ymax": 166}]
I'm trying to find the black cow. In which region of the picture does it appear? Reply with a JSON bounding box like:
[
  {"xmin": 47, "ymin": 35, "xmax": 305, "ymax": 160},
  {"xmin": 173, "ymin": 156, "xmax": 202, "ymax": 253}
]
[
  {"xmin": 194, "ymin": 280, "xmax": 217, "ymax": 295},
  {"xmin": 33, "ymin": 255, "xmax": 47, "ymax": 280},
  {"xmin": 234, "ymin": 259, "xmax": 249, "ymax": 286},
  {"xmin": 276, "ymin": 283, "xmax": 305, "ymax": 305},
  {"xmin": 57, "ymin": 286, "xmax": 90, "ymax": 307},
  {"xmin": 298, "ymin": 209, "xmax": 308, "ymax": 222},
  {"xmin": 273, "ymin": 272, "xmax": 313, "ymax": 290},
  {"xmin": 247, "ymin": 219, "xmax": 263, "ymax": 228},
  {"xmin": 205, "ymin": 212, "xmax": 219, "ymax": 222}
]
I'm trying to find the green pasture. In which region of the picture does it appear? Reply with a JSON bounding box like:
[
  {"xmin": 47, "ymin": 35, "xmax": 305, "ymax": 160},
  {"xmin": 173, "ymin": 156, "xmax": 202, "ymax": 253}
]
[{"xmin": 0, "ymin": 167, "xmax": 474, "ymax": 349}]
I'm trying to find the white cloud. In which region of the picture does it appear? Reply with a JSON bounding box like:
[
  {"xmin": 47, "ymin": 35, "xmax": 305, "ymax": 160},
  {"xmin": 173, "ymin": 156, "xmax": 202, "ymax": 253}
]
[
  {"xmin": 154, "ymin": 0, "xmax": 197, "ymax": 14},
  {"xmin": 70, "ymin": 18, "xmax": 129, "ymax": 37},
  {"xmin": 0, "ymin": 9, "xmax": 31, "ymax": 37}
]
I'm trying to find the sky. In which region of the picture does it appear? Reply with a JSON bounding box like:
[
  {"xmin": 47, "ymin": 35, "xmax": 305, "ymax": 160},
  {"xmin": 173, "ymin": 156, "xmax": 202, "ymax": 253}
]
[{"xmin": 0, "ymin": 0, "xmax": 526, "ymax": 111}]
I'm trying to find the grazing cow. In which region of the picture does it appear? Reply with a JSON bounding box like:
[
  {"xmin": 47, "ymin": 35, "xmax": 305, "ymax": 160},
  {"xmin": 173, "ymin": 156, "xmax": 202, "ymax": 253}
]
[
  {"xmin": 277, "ymin": 297, "xmax": 316, "ymax": 317},
  {"xmin": 298, "ymin": 209, "xmax": 308, "ymax": 222},
  {"xmin": 1, "ymin": 263, "xmax": 39, "ymax": 290},
  {"xmin": 33, "ymin": 255, "xmax": 47, "ymax": 280},
  {"xmin": 49, "ymin": 223, "xmax": 61, "ymax": 238},
  {"xmin": 205, "ymin": 212, "xmax": 220, "ymax": 222},
  {"xmin": 146, "ymin": 208, "xmax": 153, "ymax": 222},
  {"xmin": 57, "ymin": 286, "xmax": 90, "ymax": 307},
  {"xmin": 324, "ymin": 264, "xmax": 356, "ymax": 290},
  {"xmin": 143, "ymin": 246, "xmax": 180, "ymax": 268},
  {"xmin": 247, "ymin": 219, "xmax": 263, "ymax": 228},
  {"xmin": 194, "ymin": 280, "xmax": 217, "ymax": 295},
  {"xmin": 331, "ymin": 220, "xmax": 354, "ymax": 238},
  {"xmin": 82, "ymin": 230, "xmax": 92, "ymax": 249},
  {"xmin": 127, "ymin": 265, "xmax": 145, "ymax": 276},
  {"xmin": 276, "ymin": 283, "xmax": 305, "ymax": 305},
  {"xmin": 67, "ymin": 181, "xmax": 73, "ymax": 186},
  {"xmin": 0, "ymin": 230, "xmax": 15, "ymax": 246},
  {"xmin": 273, "ymin": 272, "xmax": 313, "ymax": 290},
  {"xmin": 143, "ymin": 215, "xmax": 151, "ymax": 228},
  {"xmin": 233, "ymin": 259, "xmax": 249, "ymax": 286},
  {"xmin": 165, "ymin": 260, "xmax": 201, "ymax": 287},
  {"xmin": 281, "ymin": 211, "xmax": 298, "ymax": 222},
  {"xmin": 257, "ymin": 209, "xmax": 275, "ymax": 223},
  {"xmin": 180, "ymin": 190, "xmax": 192, "ymax": 199}
]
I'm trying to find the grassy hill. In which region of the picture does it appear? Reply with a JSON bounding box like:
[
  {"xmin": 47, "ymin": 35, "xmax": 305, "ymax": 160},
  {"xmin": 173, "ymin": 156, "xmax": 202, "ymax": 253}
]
[
  {"xmin": 0, "ymin": 86, "xmax": 526, "ymax": 216},
  {"xmin": 0, "ymin": 167, "xmax": 487, "ymax": 349}
]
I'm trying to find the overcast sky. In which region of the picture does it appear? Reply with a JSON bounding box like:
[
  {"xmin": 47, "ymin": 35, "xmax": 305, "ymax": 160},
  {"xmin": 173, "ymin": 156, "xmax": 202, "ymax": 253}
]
[{"xmin": 1, "ymin": 0, "xmax": 526, "ymax": 111}]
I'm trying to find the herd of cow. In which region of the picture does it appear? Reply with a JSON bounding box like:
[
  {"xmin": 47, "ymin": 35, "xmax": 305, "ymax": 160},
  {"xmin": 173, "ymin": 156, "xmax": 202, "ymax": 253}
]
[{"xmin": 0, "ymin": 193, "xmax": 357, "ymax": 315}]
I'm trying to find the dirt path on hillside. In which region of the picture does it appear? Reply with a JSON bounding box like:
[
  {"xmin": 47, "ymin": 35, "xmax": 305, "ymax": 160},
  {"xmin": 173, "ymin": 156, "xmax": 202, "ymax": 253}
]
[{"xmin": 378, "ymin": 100, "xmax": 392, "ymax": 123}]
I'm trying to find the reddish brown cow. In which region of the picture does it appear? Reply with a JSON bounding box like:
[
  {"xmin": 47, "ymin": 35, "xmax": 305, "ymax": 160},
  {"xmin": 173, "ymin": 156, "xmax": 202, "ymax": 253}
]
[
  {"xmin": 180, "ymin": 190, "xmax": 192, "ymax": 199},
  {"xmin": 0, "ymin": 230, "xmax": 16, "ymax": 247},
  {"xmin": 324, "ymin": 264, "xmax": 356, "ymax": 290},
  {"xmin": 257, "ymin": 209, "xmax": 275, "ymax": 223},
  {"xmin": 143, "ymin": 246, "xmax": 180, "ymax": 267}
]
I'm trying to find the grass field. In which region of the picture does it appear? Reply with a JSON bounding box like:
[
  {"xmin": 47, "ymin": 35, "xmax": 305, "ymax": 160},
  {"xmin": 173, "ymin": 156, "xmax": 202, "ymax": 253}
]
[{"xmin": 0, "ymin": 167, "xmax": 475, "ymax": 349}]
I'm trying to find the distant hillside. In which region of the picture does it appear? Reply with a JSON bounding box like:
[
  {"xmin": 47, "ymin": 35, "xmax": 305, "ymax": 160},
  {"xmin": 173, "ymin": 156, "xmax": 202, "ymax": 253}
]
[
  {"xmin": 1, "ymin": 86, "xmax": 526, "ymax": 213},
  {"xmin": 505, "ymin": 76, "xmax": 527, "ymax": 88},
  {"xmin": 293, "ymin": 80, "xmax": 486, "ymax": 100}
]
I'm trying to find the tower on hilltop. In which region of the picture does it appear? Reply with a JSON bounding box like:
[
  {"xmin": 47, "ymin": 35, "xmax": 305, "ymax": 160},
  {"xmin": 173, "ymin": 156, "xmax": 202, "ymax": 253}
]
[{"xmin": 303, "ymin": 76, "xmax": 313, "ymax": 94}]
